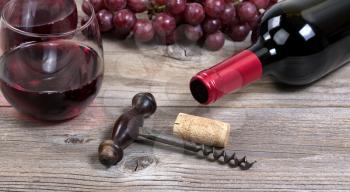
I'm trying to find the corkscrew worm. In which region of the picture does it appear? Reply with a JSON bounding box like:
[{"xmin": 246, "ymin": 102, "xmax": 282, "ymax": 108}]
[
  {"xmin": 137, "ymin": 132, "xmax": 256, "ymax": 170},
  {"xmin": 98, "ymin": 92, "xmax": 255, "ymax": 170}
]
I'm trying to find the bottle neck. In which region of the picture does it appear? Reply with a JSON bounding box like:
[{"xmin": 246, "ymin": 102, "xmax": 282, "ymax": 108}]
[
  {"xmin": 249, "ymin": 40, "xmax": 280, "ymax": 76},
  {"xmin": 190, "ymin": 49, "xmax": 264, "ymax": 105}
]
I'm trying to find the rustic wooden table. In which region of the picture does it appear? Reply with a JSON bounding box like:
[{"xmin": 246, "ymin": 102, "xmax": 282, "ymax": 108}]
[{"xmin": 1, "ymin": 37, "xmax": 350, "ymax": 191}]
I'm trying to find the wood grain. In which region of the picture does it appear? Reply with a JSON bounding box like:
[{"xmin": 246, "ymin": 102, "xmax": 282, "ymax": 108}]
[{"xmin": 1, "ymin": 34, "xmax": 350, "ymax": 191}]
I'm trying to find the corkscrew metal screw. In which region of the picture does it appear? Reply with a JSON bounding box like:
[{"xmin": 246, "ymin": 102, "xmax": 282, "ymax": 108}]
[
  {"xmin": 98, "ymin": 92, "xmax": 256, "ymax": 170},
  {"xmin": 138, "ymin": 132, "xmax": 256, "ymax": 170}
]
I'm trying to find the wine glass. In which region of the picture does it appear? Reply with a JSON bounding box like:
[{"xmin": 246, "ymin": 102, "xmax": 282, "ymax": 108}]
[
  {"xmin": 0, "ymin": 0, "xmax": 104, "ymax": 121},
  {"xmin": 0, "ymin": 0, "xmax": 6, "ymax": 13}
]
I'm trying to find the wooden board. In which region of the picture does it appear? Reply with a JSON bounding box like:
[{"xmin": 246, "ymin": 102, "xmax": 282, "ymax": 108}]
[{"xmin": 1, "ymin": 35, "xmax": 350, "ymax": 191}]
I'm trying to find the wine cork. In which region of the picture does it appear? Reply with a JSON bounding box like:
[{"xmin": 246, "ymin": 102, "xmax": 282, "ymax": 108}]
[{"xmin": 173, "ymin": 113, "xmax": 230, "ymax": 148}]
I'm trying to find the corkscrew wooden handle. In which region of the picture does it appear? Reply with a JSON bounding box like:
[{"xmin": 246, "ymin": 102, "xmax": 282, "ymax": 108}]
[{"xmin": 98, "ymin": 93, "xmax": 157, "ymax": 166}]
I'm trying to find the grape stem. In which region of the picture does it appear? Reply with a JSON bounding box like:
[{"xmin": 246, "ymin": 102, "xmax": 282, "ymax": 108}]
[
  {"xmin": 147, "ymin": 5, "xmax": 167, "ymax": 20},
  {"xmin": 233, "ymin": 0, "xmax": 242, "ymax": 5}
]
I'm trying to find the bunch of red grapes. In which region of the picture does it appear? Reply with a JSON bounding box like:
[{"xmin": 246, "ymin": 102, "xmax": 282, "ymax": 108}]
[{"xmin": 85, "ymin": 0, "xmax": 277, "ymax": 51}]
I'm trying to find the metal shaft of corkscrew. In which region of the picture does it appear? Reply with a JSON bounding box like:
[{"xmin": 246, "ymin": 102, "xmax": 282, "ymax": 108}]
[
  {"xmin": 138, "ymin": 132, "xmax": 200, "ymax": 151},
  {"xmin": 137, "ymin": 131, "xmax": 256, "ymax": 170}
]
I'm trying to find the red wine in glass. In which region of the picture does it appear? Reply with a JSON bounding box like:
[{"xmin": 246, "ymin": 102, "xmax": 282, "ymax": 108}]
[
  {"xmin": 0, "ymin": 40, "xmax": 103, "ymax": 121},
  {"xmin": 1, "ymin": 0, "xmax": 78, "ymax": 50},
  {"xmin": 0, "ymin": 0, "xmax": 6, "ymax": 11}
]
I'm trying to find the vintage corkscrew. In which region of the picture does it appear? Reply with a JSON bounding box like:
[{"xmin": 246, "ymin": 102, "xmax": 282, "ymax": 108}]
[{"xmin": 98, "ymin": 92, "xmax": 256, "ymax": 170}]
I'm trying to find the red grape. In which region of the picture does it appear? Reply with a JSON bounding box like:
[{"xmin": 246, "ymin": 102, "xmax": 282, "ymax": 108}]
[
  {"xmin": 184, "ymin": 3, "xmax": 205, "ymax": 26},
  {"xmin": 153, "ymin": 13, "xmax": 176, "ymax": 36},
  {"xmin": 228, "ymin": 15, "xmax": 240, "ymax": 26},
  {"xmin": 204, "ymin": 0, "xmax": 225, "ymax": 18},
  {"xmin": 113, "ymin": 9, "xmax": 137, "ymax": 34},
  {"xmin": 228, "ymin": 23, "xmax": 251, "ymax": 42},
  {"xmin": 184, "ymin": 24, "xmax": 203, "ymax": 42},
  {"xmin": 104, "ymin": 0, "xmax": 127, "ymax": 11},
  {"xmin": 247, "ymin": 13, "xmax": 261, "ymax": 28},
  {"xmin": 202, "ymin": 18, "xmax": 221, "ymax": 34},
  {"xmin": 220, "ymin": 3, "xmax": 236, "ymax": 25},
  {"xmin": 133, "ymin": 19, "xmax": 155, "ymax": 42},
  {"xmin": 90, "ymin": 0, "xmax": 105, "ymax": 12},
  {"xmin": 97, "ymin": 9, "xmax": 114, "ymax": 32},
  {"xmin": 166, "ymin": 0, "xmax": 187, "ymax": 15},
  {"xmin": 84, "ymin": 0, "xmax": 277, "ymax": 51},
  {"xmin": 249, "ymin": 0, "xmax": 270, "ymax": 9},
  {"xmin": 237, "ymin": 1, "xmax": 258, "ymax": 22},
  {"xmin": 204, "ymin": 31, "xmax": 225, "ymax": 51},
  {"xmin": 158, "ymin": 32, "xmax": 177, "ymax": 45}
]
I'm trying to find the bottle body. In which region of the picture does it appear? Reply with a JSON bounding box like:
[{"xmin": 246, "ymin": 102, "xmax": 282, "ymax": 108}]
[
  {"xmin": 190, "ymin": 0, "xmax": 350, "ymax": 104},
  {"xmin": 254, "ymin": 0, "xmax": 350, "ymax": 85}
]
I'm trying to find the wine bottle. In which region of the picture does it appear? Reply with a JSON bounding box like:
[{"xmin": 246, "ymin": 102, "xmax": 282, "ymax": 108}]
[{"xmin": 190, "ymin": 0, "xmax": 350, "ymax": 104}]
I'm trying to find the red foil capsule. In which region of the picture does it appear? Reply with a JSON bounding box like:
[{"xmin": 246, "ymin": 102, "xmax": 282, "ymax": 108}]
[{"xmin": 190, "ymin": 50, "xmax": 263, "ymax": 104}]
